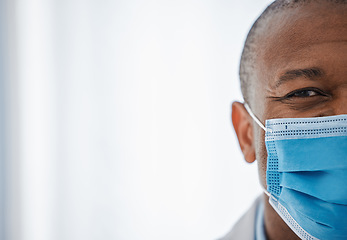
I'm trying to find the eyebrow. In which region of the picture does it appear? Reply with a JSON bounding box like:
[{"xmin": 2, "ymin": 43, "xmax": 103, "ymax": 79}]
[{"xmin": 274, "ymin": 67, "xmax": 324, "ymax": 88}]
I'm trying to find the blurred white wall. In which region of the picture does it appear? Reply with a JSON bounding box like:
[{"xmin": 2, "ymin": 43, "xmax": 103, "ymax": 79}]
[
  {"xmin": 0, "ymin": 0, "xmax": 6, "ymax": 239},
  {"xmin": 3, "ymin": 0, "xmax": 273, "ymax": 239}
]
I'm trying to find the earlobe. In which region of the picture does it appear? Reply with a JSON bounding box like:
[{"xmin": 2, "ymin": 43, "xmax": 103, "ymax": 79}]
[{"xmin": 232, "ymin": 102, "xmax": 256, "ymax": 163}]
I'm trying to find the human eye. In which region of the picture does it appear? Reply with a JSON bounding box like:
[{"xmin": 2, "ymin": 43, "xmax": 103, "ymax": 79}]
[
  {"xmin": 270, "ymin": 87, "xmax": 330, "ymax": 110},
  {"xmin": 283, "ymin": 87, "xmax": 326, "ymax": 99}
]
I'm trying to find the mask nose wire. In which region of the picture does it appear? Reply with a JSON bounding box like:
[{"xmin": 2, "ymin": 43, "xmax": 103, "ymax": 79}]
[{"xmin": 244, "ymin": 103, "xmax": 273, "ymax": 133}]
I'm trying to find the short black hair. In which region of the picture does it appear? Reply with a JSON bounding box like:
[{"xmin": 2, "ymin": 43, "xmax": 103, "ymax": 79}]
[{"xmin": 239, "ymin": 0, "xmax": 346, "ymax": 104}]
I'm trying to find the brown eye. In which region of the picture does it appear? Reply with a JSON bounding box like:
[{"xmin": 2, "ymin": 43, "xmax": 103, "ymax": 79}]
[
  {"xmin": 284, "ymin": 88, "xmax": 326, "ymax": 99},
  {"xmin": 290, "ymin": 89, "xmax": 319, "ymax": 98},
  {"xmin": 270, "ymin": 87, "xmax": 330, "ymax": 107}
]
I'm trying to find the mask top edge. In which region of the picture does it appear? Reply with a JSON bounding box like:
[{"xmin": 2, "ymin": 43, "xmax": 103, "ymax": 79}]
[{"xmin": 265, "ymin": 114, "xmax": 347, "ymax": 127}]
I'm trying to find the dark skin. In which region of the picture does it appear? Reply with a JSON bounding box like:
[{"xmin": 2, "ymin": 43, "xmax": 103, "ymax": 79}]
[{"xmin": 232, "ymin": 3, "xmax": 347, "ymax": 240}]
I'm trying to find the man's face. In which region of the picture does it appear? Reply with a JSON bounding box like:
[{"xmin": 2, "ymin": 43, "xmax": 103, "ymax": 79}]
[{"xmin": 251, "ymin": 3, "xmax": 347, "ymax": 188}]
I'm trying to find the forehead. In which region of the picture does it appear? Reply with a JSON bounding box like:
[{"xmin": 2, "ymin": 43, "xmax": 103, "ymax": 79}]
[{"xmin": 254, "ymin": 3, "xmax": 347, "ymax": 90}]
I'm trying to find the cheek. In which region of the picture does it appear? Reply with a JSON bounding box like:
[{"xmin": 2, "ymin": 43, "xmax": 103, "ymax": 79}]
[{"xmin": 254, "ymin": 126, "xmax": 268, "ymax": 188}]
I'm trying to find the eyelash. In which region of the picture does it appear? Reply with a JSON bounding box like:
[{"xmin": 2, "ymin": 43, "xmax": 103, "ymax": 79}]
[{"xmin": 281, "ymin": 87, "xmax": 327, "ymax": 100}]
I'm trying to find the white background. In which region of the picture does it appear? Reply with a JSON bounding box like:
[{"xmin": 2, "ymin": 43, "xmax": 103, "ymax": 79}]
[{"xmin": 3, "ymin": 0, "xmax": 272, "ymax": 239}]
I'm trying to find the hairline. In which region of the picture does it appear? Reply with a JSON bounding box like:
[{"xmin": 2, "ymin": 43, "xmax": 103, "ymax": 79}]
[{"xmin": 239, "ymin": 0, "xmax": 346, "ymax": 106}]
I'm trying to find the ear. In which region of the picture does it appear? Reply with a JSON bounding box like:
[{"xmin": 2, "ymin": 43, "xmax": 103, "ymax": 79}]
[{"xmin": 231, "ymin": 101, "xmax": 256, "ymax": 163}]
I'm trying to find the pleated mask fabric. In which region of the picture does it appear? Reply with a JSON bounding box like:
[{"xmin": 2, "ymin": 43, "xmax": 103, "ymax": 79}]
[{"xmin": 265, "ymin": 114, "xmax": 347, "ymax": 240}]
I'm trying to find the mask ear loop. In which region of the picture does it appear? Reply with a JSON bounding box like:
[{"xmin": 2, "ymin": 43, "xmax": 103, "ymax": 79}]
[
  {"xmin": 244, "ymin": 103, "xmax": 273, "ymax": 133},
  {"xmin": 244, "ymin": 103, "xmax": 274, "ymax": 199},
  {"xmin": 260, "ymin": 183, "xmax": 271, "ymax": 198}
]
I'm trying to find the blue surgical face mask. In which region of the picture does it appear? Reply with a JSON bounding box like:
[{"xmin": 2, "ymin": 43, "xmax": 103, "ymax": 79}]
[{"xmin": 244, "ymin": 103, "xmax": 347, "ymax": 240}]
